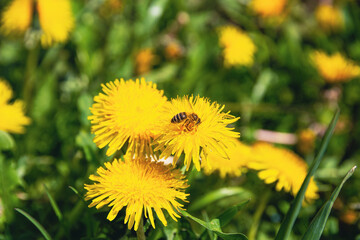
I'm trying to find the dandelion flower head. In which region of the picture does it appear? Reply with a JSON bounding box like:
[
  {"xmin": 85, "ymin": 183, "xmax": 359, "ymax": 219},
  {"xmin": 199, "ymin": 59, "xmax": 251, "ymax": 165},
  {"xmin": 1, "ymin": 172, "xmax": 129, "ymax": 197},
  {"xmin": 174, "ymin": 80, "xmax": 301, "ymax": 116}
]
[
  {"xmin": 155, "ymin": 95, "xmax": 240, "ymax": 171},
  {"xmin": 203, "ymin": 140, "xmax": 251, "ymax": 178},
  {"xmin": 218, "ymin": 26, "xmax": 256, "ymax": 67},
  {"xmin": 251, "ymin": 0, "xmax": 287, "ymax": 17},
  {"xmin": 1, "ymin": 0, "xmax": 74, "ymax": 46},
  {"xmin": 311, "ymin": 51, "xmax": 360, "ymax": 83},
  {"xmin": 0, "ymin": 79, "xmax": 31, "ymax": 134},
  {"xmin": 37, "ymin": 0, "xmax": 75, "ymax": 46},
  {"xmin": 88, "ymin": 78, "xmax": 168, "ymax": 157},
  {"xmin": 84, "ymin": 157, "xmax": 189, "ymax": 231},
  {"xmin": 248, "ymin": 142, "xmax": 319, "ymax": 202},
  {"xmin": 1, "ymin": 0, "xmax": 33, "ymax": 35},
  {"xmin": 315, "ymin": 4, "xmax": 343, "ymax": 31}
]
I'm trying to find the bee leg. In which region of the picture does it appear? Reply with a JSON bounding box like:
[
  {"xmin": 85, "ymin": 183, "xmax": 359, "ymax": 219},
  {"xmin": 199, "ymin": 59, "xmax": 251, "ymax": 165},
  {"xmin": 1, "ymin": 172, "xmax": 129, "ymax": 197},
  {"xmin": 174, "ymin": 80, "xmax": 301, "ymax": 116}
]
[{"xmin": 183, "ymin": 119, "xmax": 190, "ymax": 132}]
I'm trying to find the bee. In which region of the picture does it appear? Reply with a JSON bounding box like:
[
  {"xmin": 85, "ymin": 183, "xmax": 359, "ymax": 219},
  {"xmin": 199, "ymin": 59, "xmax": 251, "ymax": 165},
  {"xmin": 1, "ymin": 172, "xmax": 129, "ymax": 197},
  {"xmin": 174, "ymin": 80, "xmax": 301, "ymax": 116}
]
[{"xmin": 171, "ymin": 112, "xmax": 201, "ymax": 132}]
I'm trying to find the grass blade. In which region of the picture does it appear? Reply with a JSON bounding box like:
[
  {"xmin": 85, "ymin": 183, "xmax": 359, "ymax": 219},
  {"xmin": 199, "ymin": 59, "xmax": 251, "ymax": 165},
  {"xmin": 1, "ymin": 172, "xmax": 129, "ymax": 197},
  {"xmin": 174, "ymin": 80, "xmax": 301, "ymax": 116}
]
[
  {"xmin": 218, "ymin": 200, "xmax": 250, "ymax": 227},
  {"xmin": 44, "ymin": 184, "xmax": 63, "ymax": 221},
  {"xmin": 275, "ymin": 108, "xmax": 340, "ymax": 240},
  {"xmin": 302, "ymin": 166, "xmax": 356, "ymax": 240},
  {"xmin": 189, "ymin": 187, "xmax": 252, "ymax": 211},
  {"xmin": 68, "ymin": 186, "xmax": 80, "ymax": 196},
  {"xmin": 15, "ymin": 208, "xmax": 52, "ymax": 240},
  {"xmin": 180, "ymin": 209, "xmax": 248, "ymax": 240}
]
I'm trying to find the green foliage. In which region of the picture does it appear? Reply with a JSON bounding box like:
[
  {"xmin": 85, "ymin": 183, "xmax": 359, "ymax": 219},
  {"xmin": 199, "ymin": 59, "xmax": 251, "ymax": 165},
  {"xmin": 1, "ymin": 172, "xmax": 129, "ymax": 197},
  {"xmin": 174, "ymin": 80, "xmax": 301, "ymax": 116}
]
[
  {"xmin": 0, "ymin": 0, "xmax": 359, "ymax": 239},
  {"xmin": 180, "ymin": 210, "xmax": 248, "ymax": 240},
  {"xmin": 302, "ymin": 166, "xmax": 356, "ymax": 240},
  {"xmin": 0, "ymin": 131, "xmax": 14, "ymax": 151},
  {"xmin": 15, "ymin": 208, "xmax": 52, "ymax": 240},
  {"xmin": 275, "ymin": 109, "xmax": 340, "ymax": 240}
]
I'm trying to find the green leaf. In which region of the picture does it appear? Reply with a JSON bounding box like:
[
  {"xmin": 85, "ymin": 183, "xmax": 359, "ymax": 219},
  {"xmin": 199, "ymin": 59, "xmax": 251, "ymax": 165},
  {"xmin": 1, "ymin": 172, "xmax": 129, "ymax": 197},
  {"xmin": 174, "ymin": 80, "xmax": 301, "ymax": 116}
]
[
  {"xmin": 302, "ymin": 166, "xmax": 356, "ymax": 240},
  {"xmin": 0, "ymin": 130, "xmax": 15, "ymax": 150},
  {"xmin": 275, "ymin": 108, "xmax": 340, "ymax": 240},
  {"xmin": 217, "ymin": 200, "xmax": 250, "ymax": 228},
  {"xmin": 15, "ymin": 208, "xmax": 52, "ymax": 240},
  {"xmin": 251, "ymin": 69, "xmax": 275, "ymax": 104},
  {"xmin": 0, "ymin": 154, "xmax": 22, "ymax": 223},
  {"xmin": 43, "ymin": 185, "xmax": 63, "ymax": 221},
  {"xmin": 68, "ymin": 186, "xmax": 79, "ymax": 196},
  {"xmin": 180, "ymin": 210, "xmax": 248, "ymax": 240},
  {"xmin": 189, "ymin": 187, "xmax": 252, "ymax": 211},
  {"xmin": 75, "ymin": 131, "xmax": 97, "ymax": 162},
  {"xmin": 77, "ymin": 93, "xmax": 93, "ymax": 127}
]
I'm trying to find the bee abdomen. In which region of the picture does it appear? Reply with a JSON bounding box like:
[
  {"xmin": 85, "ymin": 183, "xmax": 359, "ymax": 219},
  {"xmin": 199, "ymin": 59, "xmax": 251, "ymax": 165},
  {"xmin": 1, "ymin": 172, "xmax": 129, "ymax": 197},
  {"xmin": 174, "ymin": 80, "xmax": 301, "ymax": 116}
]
[{"xmin": 171, "ymin": 112, "xmax": 187, "ymax": 123}]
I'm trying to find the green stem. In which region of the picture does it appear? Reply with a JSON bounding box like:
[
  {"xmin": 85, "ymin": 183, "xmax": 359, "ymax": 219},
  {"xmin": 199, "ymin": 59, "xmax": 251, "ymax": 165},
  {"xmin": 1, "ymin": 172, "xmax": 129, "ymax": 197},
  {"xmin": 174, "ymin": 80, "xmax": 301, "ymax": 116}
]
[
  {"xmin": 23, "ymin": 44, "xmax": 40, "ymax": 111},
  {"xmin": 248, "ymin": 189, "xmax": 271, "ymax": 240},
  {"xmin": 136, "ymin": 217, "xmax": 146, "ymax": 240}
]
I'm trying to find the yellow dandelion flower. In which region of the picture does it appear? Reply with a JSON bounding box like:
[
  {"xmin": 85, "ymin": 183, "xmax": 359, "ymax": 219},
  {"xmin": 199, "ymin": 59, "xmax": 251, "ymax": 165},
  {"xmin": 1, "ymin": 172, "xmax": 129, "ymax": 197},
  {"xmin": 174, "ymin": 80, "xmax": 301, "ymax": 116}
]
[
  {"xmin": 88, "ymin": 78, "xmax": 168, "ymax": 157},
  {"xmin": 0, "ymin": 0, "xmax": 74, "ymax": 46},
  {"xmin": 84, "ymin": 157, "xmax": 189, "ymax": 231},
  {"xmin": 0, "ymin": 0, "xmax": 33, "ymax": 35},
  {"xmin": 315, "ymin": 4, "xmax": 343, "ymax": 31},
  {"xmin": 203, "ymin": 140, "xmax": 251, "ymax": 178},
  {"xmin": 218, "ymin": 26, "xmax": 256, "ymax": 67},
  {"xmin": 155, "ymin": 95, "xmax": 240, "ymax": 171},
  {"xmin": 136, "ymin": 48, "xmax": 156, "ymax": 75},
  {"xmin": 248, "ymin": 142, "xmax": 319, "ymax": 202},
  {"xmin": 311, "ymin": 51, "xmax": 360, "ymax": 83},
  {"xmin": 251, "ymin": 0, "xmax": 287, "ymax": 17},
  {"xmin": 37, "ymin": 0, "xmax": 75, "ymax": 46},
  {"xmin": 0, "ymin": 79, "xmax": 31, "ymax": 134},
  {"xmin": 297, "ymin": 129, "xmax": 316, "ymax": 154}
]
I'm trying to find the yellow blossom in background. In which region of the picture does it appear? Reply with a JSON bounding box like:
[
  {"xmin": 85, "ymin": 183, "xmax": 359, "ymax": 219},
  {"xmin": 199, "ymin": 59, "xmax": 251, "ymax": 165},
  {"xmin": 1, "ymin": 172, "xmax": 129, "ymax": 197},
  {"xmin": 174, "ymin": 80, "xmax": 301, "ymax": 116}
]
[
  {"xmin": 203, "ymin": 140, "xmax": 251, "ymax": 178},
  {"xmin": 99, "ymin": 0, "xmax": 123, "ymax": 17},
  {"xmin": 165, "ymin": 42, "xmax": 183, "ymax": 59},
  {"xmin": 155, "ymin": 95, "xmax": 240, "ymax": 171},
  {"xmin": 218, "ymin": 26, "xmax": 256, "ymax": 67},
  {"xmin": 0, "ymin": 0, "xmax": 33, "ymax": 35},
  {"xmin": 88, "ymin": 78, "xmax": 168, "ymax": 157},
  {"xmin": 0, "ymin": 79, "xmax": 31, "ymax": 134},
  {"xmin": 0, "ymin": 0, "xmax": 74, "ymax": 46},
  {"xmin": 136, "ymin": 48, "xmax": 156, "ymax": 75},
  {"xmin": 248, "ymin": 142, "xmax": 319, "ymax": 202},
  {"xmin": 311, "ymin": 51, "xmax": 360, "ymax": 83},
  {"xmin": 315, "ymin": 4, "xmax": 343, "ymax": 31},
  {"xmin": 251, "ymin": 0, "xmax": 287, "ymax": 17},
  {"xmin": 84, "ymin": 157, "xmax": 189, "ymax": 231},
  {"xmin": 37, "ymin": 0, "xmax": 75, "ymax": 46},
  {"xmin": 297, "ymin": 129, "xmax": 316, "ymax": 154}
]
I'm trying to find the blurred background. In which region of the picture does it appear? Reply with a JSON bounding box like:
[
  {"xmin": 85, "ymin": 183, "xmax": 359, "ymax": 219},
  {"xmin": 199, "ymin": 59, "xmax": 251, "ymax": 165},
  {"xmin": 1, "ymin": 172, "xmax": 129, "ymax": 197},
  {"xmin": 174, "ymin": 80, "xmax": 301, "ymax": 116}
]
[{"xmin": 0, "ymin": 0, "xmax": 359, "ymax": 239}]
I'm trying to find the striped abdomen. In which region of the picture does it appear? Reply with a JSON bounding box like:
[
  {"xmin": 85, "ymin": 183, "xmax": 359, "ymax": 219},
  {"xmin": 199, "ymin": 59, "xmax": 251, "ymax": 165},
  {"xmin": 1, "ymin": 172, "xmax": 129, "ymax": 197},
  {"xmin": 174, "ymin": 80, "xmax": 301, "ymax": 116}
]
[{"xmin": 171, "ymin": 112, "xmax": 187, "ymax": 123}]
